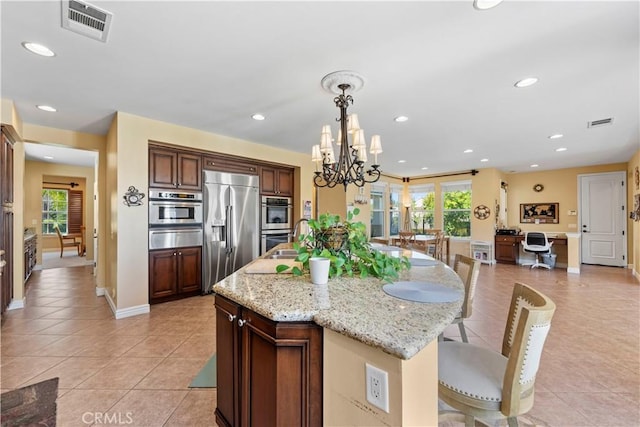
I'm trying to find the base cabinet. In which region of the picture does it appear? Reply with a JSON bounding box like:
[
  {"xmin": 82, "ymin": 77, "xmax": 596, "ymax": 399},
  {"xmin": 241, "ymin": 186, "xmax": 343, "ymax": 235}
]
[
  {"xmin": 495, "ymin": 236, "xmax": 519, "ymax": 264},
  {"xmin": 215, "ymin": 294, "xmax": 322, "ymax": 427},
  {"xmin": 149, "ymin": 246, "xmax": 201, "ymax": 304}
]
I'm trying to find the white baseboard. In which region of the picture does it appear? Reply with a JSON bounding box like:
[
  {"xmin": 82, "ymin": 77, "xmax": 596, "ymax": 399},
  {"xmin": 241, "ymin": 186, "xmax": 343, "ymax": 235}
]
[
  {"xmin": 104, "ymin": 291, "xmax": 150, "ymax": 319},
  {"xmin": 7, "ymin": 297, "xmax": 25, "ymax": 310},
  {"xmin": 95, "ymin": 287, "xmax": 105, "ymax": 296},
  {"xmin": 633, "ymin": 268, "xmax": 639, "ymax": 282},
  {"xmin": 567, "ymin": 267, "xmax": 580, "ymax": 274}
]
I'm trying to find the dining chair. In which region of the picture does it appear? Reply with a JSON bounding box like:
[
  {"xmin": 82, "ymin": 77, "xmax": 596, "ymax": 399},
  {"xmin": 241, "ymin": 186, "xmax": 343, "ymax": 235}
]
[
  {"xmin": 442, "ymin": 254, "xmax": 481, "ymax": 343},
  {"xmin": 521, "ymin": 232, "xmax": 553, "ymax": 269},
  {"xmin": 428, "ymin": 231, "xmax": 445, "ymax": 262},
  {"xmin": 398, "ymin": 231, "xmax": 416, "ymax": 248},
  {"xmin": 438, "ymin": 282, "xmax": 556, "ymax": 427},
  {"xmin": 54, "ymin": 224, "xmax": 81, "ymax": 258}
]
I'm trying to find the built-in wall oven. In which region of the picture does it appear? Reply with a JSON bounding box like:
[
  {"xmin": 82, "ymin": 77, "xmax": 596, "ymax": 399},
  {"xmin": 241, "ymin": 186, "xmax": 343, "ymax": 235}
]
[
  {"xmin": 261, "ymin": 229, "xmax": 291, "ymax": 254},
  {"xmin": 149, "ymin": 190, "xmax": 203, "ymax": 226},
  {"xmin": 261, "ymin": 196, "xmax": 292, "ymax": 230}
]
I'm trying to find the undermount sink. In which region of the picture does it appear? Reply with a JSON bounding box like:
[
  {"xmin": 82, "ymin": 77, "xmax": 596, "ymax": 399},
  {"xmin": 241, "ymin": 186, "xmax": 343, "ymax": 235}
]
[{"xmin": 266, "ymin": 249, "xmax": 299, "ymax": 260}]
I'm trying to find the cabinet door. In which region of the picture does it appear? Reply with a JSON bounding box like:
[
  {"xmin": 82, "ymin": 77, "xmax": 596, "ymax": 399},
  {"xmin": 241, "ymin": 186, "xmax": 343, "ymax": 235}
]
[
  {"xmin": 2, "ymin": 130, "xmax": 14, "ymax": 204},
  {"xmin": 177, "ymin": 246, "xmax": 201, "ymax": 294},
  {"xmin": 276, "ymin": 168, "xmax": 293, "ymax": 197},
  {"xmin": 149, "ymin": 249, "xmax": 178, "ymax": 300},
  {"xmin": 495, "ymin": 237, "xmax": 518, "ymax": 264},
  {"xmin": 240, "ymin": 309, "xmax": 322, "ymax": 427},
  {"xmin": 177, "ymin": 153, "xmax": 202, "ymax": 190},
  {"xmin": 215, "ymin": 295, "xmax": 241, "ymax": 427},
  {"xmin": 149, "ymin": 148, "xmax": 178, "ymax": 189},
  {"xmin": 260, "ymin": 167, "xmax": 278, "ymax": 195}
]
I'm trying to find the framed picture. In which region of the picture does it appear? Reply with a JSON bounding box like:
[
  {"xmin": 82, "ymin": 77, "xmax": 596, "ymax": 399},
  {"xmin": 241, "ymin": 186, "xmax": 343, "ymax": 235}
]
[{"xmin": 520, "ymin": 202, "xmax": 559, "ymax": 224}]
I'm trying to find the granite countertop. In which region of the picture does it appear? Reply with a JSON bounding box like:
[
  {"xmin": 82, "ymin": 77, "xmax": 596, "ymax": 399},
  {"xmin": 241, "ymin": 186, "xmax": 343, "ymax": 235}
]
[
  {"xmin": 24, "ymin": 229, "xmax": 37, "ymax": 241},
  {"xmin": 213, "ymin": 244, "xmax": 463, "ymax": 360}
]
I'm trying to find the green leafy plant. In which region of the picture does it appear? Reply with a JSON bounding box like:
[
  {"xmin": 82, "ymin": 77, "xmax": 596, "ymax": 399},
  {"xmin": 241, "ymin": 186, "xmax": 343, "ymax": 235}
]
[{"xmin": 276, "ymin": 208, "xmax": 410, "ymax": 282}]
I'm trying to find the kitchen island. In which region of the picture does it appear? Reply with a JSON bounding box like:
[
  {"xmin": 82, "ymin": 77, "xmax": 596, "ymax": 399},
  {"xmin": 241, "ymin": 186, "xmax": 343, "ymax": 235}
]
[{"xmin": 213, "ymin": 244, "xmax": 463, "ymax": 427}]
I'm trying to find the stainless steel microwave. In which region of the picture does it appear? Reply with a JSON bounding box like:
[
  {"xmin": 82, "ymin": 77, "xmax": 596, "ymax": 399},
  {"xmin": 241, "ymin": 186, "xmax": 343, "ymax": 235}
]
[
  {"xmin": 149, "ymin": 190, "xmax": 203, "ymax": 226},
  {"xmin": 261, "ymin": 196, "xmax": 292, "ymax": 230}
]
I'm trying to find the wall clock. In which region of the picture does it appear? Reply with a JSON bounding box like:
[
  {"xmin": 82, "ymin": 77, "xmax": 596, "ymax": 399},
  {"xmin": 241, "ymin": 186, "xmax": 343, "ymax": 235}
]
[
  {"xmin": 473, "ymin": 205, "xmax": 490, "ymax": 220},
  {"xmin": 533, "ymin": 184, "xmax": 544, "ymax": 192}
]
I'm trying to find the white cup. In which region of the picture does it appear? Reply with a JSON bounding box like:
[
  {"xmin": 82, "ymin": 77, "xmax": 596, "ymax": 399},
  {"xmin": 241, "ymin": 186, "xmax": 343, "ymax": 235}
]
[{"xmin": 309, "ymin": 257, "xmax": 330, "ymax": 285}]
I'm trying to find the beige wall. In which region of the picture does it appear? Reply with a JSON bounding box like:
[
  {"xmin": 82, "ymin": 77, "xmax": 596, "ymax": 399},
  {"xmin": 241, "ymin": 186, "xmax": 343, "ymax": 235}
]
[{"xmin": 23, "ymin": 163, "xmax": 94, "ymax": 261}]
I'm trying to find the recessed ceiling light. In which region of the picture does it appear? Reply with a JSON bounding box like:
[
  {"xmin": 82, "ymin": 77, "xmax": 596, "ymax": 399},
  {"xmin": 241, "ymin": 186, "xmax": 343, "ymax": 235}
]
[
  {"xmin": 398, "ymin": 160, "xmax": 406, "ymax": 163},
  {"xmin": 548, "ymin": 134, "xmax": 563, "ymax": 140},
  {"xmin": 44, "ymin": 156, "xmax": 54, "ymax": 160},
  {"xmin": 514, "ymin": 77, "xmax": 538, "ymax": 88},
  {"xmin": 36, "ymin": 105, "xmax": 57, "ymax": 112},
  {"xmin": 480, "ymin": 158, "xmax": 489, "ymax": 162},
  {"xmin": 463, "ymin": 149, "xmax": 473, "ymax": 154},
  {"xmin": 473, "ymin": 0, "xmax": 504, "ymax": 10},
  {"xmin": 394, "ymin": 116, "xmax": 409, "ymax": 122},
  {"xmin": 421, "ymin": 167, "xmax": 429, "ymax": 170},
  {"xmin": 22, "ymin": 42, "xmax": 55, "ymax": 57},
  {"xmin": 530, "ymin": 164, "xmax": 539, "ymax": 168},
  {"xmin": 251, "ymin": 113, "xmax": 265, "ymax": 121},
  {"xmin": 555, "ymin": 147, "xmax": 567, "ymax": 152}
]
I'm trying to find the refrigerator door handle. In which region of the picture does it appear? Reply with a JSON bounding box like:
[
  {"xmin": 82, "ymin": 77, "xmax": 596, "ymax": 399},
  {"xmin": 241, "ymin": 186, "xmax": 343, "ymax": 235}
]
[{"xmin": 226, "ymin": 205, "xmax": 233, "ymax": 254}]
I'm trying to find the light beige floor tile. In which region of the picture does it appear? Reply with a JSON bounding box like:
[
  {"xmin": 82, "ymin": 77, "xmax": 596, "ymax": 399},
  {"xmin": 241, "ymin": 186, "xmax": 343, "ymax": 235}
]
[
  {"xmin": 0, "ymin": 356, "xmax": 67, "ymax": 389},
  {"xmin": 164, "ymin": 389, "xmax": 218, "ymax": 427},
  {"xmin": 95, "ymin": 389, "xmax": 188, "ymax": 426},
  {"xmin": 76, "ymin": 357, "xmax": 163, "ymax": 390},
  {"xmin": 134, "ymin": 357, "xmax": 208, "ymax": 390},
  {"xmin": 123, "ymin": 335, "xmax": 188, "ymax": 358},
  {"xmin": 18, "ymin": 356, "xmax": 112, "ymax": 389},
  {"xmin": 56, "ymin": 389, "xmax": 129, "ymax": 426},
  {"xmin": 169, "ymin": 333, "xmax": 215, "ymax": 358}
]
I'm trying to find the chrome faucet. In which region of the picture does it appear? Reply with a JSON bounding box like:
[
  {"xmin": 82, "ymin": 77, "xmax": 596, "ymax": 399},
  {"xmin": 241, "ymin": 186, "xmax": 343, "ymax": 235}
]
[{"xmin": 291, "ymin": 218, "xmax": 309, "ymax": 240}]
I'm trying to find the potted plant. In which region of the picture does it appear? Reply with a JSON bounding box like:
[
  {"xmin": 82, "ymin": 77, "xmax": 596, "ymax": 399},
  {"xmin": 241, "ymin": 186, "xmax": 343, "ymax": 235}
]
[{"xmin": 276, "ymin": 208, "xmax": 410, "ymax": 282}]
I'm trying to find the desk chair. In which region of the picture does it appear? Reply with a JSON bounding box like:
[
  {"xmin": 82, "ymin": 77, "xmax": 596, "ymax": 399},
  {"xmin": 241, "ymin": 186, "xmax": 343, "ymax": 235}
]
[
  {"xmin": 438, "ymin": 282, "xmax": 556, "ymax": 427},
  {"xmin": 54, "ymin": 224, "xmax": 81, "ymax": 258},
  {"xmin": 521, "ymin": 232, "xmax": 553, "ymax": 269}
]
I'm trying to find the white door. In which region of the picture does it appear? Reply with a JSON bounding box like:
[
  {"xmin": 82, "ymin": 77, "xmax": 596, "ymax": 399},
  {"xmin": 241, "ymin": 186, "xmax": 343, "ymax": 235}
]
[{"xmin": 579, "ymin": 172, "xmax": 626, "ymax": 267}]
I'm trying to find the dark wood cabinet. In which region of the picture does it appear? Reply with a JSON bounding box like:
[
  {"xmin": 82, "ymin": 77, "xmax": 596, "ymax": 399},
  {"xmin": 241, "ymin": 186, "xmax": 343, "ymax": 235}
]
[
  {"xmin": 149, "ymin": 147, "xmax": 202, "ymax": 191},
  {"xmin": 149, "ymin": 246, "xmax": 201, "ymax": 303},
  {"xmin": 1, "ymin": 127, "xmax": 14, "ymax": 317},
  {"xmin": 215, "ymin": 294, "xmax": 322, "ymax": 427},
  {"xmin": 24, "ymin": 235, "xmax": 37, "ymax": 283},
  {"xmin": 1, "ymin": 131, "xmax": 14, "ymax": 205},
  {"xmin": 203, "ymin": 154, "xmax": 258, "ymax": 175},
  {"xmin": 260, "ymin": 166, "xmax": 293, "ymax": 196},
  {"xmin": 495, "ymin": 235, "xmax": 519, "ymax": 264}
]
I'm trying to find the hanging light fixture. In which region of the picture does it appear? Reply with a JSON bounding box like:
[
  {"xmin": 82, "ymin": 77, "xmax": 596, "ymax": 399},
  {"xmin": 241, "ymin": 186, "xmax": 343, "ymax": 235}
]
[{"xmin": 312, "ymin": 71, "xmax": 382, "ymax": 190}]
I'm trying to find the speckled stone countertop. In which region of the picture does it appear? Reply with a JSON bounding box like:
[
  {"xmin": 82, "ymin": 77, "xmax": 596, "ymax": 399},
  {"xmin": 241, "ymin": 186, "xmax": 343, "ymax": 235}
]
[{"xmin": 213, "ymin": 244, "xmax": 463, "ymax": 360}]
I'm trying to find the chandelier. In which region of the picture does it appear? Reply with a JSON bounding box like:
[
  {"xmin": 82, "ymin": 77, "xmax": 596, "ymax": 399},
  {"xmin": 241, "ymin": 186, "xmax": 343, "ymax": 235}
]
[{"xmin": 312, "ymin": 71, "xmax": 382, "ymax": 190}]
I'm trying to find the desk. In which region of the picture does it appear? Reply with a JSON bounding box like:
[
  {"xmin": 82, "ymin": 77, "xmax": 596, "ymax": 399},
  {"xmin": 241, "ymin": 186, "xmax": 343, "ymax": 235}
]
[
  {"xmin": 390, "ymin": 234, "xmax": 450, "ymax": 265},
  {"xmin": 495, "ymin": 235, "xmax": 567, "ymax": 265}
]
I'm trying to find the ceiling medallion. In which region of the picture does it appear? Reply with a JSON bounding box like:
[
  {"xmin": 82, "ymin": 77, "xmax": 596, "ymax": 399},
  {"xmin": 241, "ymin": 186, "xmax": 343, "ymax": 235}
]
[
  {"xmin": 533, "ymin": 184, "xmax": 544, "ymax": 192},
  {"xmin": 312, "ymin": 71, "xmax": 382, "ymax": 190}
]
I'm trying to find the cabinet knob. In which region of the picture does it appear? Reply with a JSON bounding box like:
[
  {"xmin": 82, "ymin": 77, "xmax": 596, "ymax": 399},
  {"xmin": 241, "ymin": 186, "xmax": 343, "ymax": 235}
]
[
  {"xmin": 238, "ymin": 319, "xmax": 246, "ymax": 327},
  {"xmin": 173, "ymin": 252, "xmax": 177, "ymax": 256},
  {"xmin": 227, "ymin": 314, "xmax": 236, "ymax": 322},
  {"xmin": 178, "ymin": 252, "xmax": 182, "ymax": 256}
]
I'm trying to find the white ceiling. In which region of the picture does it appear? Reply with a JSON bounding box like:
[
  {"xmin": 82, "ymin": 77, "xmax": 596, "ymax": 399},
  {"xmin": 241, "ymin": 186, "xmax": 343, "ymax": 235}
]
[{"xmin": 2, "ymin": 1, "xmax": 639, "ymax": 177}]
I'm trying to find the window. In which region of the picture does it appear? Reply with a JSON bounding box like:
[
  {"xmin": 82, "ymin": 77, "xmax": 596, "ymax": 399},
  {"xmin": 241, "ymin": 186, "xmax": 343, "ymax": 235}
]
[
  {"xmin": 389, "ymin": 184, "xmax": 403, "ymax": 236},
  {"xmin": 370, "ymin": 184, "xmax": 385, "ymax": 238},
  {"xmin": 42, "ymin": 189, "xmax": 68, "ymax": 234},
  {"xmin": 408, "ymin": 184, "xmax": 435, "ymax": 234},
  {"xmin": 442, "ymin": 181, "xmax": 472, "ymax": 238}
]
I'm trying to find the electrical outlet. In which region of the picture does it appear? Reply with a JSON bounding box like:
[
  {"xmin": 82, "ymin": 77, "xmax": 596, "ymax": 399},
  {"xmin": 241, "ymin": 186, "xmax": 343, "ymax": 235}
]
[{"xmin": 365, "ymin": 363, "xmax": 389, "ymax": 413}]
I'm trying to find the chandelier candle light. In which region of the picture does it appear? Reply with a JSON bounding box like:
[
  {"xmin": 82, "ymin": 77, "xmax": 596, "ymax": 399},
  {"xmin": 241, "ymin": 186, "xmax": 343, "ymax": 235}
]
[{"xmin": 312, "ymin": 71, "xmax": 382, "ymax": 190}]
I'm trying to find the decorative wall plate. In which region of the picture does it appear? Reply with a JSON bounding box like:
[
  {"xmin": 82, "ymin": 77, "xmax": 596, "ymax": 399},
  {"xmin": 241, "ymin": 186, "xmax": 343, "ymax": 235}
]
[
  {"xmin": 533, "ymin": 184, "xmax": 544, "ymax": 192},
  {"xmin": 473, "ymin": 205, "xmax": 491, "ymax": 220},
  {"xmin": 123, "ymin": 186, "xmax": 145, "ymax": 206}
]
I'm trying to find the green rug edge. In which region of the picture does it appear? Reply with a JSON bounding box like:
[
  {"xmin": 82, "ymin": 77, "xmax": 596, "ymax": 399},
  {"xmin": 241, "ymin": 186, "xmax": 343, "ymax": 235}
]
[{"xmin": 190, "ymin": 354, "xmax": 217, "ymax": 388}]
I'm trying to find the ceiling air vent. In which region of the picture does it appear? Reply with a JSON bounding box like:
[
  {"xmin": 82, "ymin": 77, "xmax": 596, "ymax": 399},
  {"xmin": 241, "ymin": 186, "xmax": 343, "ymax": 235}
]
[
  {"xmin": 61, "ymin": 0, "xmax": 113, "ymax": 42},
  {"xmin": 587, "ymin": 117, "xmax": 614, "ymax": 128}
]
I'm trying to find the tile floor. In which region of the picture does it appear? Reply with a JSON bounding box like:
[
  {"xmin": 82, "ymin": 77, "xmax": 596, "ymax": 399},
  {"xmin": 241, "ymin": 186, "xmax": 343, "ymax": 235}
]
[{"xmin": 1, "ymin": 262, "xmax": 638, "ymax": 426}]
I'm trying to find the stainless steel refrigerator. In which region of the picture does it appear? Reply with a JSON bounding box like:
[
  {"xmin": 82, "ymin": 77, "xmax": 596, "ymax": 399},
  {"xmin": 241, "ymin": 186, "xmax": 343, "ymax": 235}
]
[{"xmin": 202, "ymin": 170, "xmax": 260, "ymax": 293}]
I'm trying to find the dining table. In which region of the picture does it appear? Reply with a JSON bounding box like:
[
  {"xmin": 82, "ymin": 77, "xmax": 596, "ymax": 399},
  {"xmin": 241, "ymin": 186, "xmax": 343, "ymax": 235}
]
[{"xmin": 389, "ymin": 234, "xmax": 450, "ymax": 265}]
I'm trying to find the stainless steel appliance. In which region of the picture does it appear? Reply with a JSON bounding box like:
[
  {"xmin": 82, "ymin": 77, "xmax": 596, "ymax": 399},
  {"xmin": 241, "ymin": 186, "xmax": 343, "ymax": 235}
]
[
  {"xmin": 203, "ymin": 171, "xmax": 260, "ymax": 293},
  {"xmin": 149, "ymin": 227, "xmax": 203, "ymax": 250},
  {"xmin": 261, "ymin": 195, "xmax": 292, "ymax": 230},
  {"xmin": 261, "ymin": 229, "xmax": 291, "ymax": 254},
  {"xmin": 149, "ymin": 190, "xmax": 203, "ymax": 226}
]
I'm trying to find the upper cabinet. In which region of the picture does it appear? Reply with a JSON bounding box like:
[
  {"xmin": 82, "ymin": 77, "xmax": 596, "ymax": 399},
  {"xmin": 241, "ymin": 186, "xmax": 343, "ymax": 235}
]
[
  {"xmin": 1, "ymin": 130, "xmax": 14, "ymax": 205},
  {"xmin": 203, "ymin": 154, "xmax": 258, "ymax": 175},
  {"xmin": 149, "ymin": 147, "xmax": 201, "ymax": 191},
  {"xmin": 260, "ymin": 166, "xmax": 293, "ymax": 196}
]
